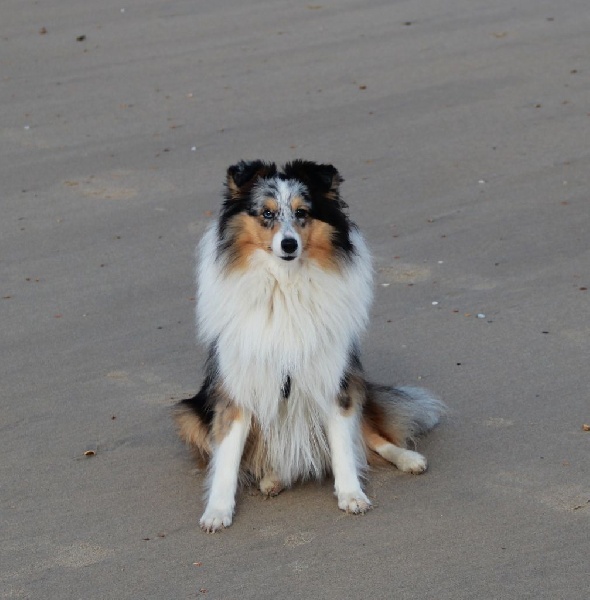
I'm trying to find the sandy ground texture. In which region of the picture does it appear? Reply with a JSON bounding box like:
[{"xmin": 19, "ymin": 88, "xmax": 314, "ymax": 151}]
[{"xmin": 2, "ymin": 0, "xmax": 589, "ymax": 598}]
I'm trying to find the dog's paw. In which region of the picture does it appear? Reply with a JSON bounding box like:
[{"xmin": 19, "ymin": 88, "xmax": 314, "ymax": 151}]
[
  {"xmin": 199, "ymin": 508, "xmax": 232, "ymax": 533},
  {"xmin": 337, "ymin": 491, "xmax": 373, "ymax": 514},
  {"xmin": 259, "ymin": 475, "xmax": 284, "ymax": 497},
  {"xmin": 396, "ymin": 449, "xmax": 428, "ymax": 474}
]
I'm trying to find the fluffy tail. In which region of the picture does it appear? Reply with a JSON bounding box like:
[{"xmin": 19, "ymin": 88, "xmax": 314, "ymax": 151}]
[{"xmin": 364, "ymin": 383, "xmax": 446, "ymax": 447}]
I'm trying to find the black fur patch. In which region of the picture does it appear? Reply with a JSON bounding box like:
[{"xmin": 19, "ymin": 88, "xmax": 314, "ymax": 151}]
[
  {"xmin": 338, "ymin": 389, "xmax": 352, "ymax": 411},
  {"xmin": 178, "ymin": 345, "xmax": 220, "ymax": 427},
  {"xmin": 227, "ymin": 160, "xmax": 276, "ymax": 191},
  {"xmin": 348, "ymin": 345, "xmax": 363, "ymax": 372},
  {"xmin": 179, "ymin": 384, "xmax": 215, "ymax": 427},
  {"xmin": 337, "ymin": 346, "xmax": 364, "ymax": 411},
  {"xmin": 281, "ymin": 375, "xmax": 292, "ymax": 400},
  {"xmin": 339, "ymin": 373, "xmax": 350, "ymax": 392}
]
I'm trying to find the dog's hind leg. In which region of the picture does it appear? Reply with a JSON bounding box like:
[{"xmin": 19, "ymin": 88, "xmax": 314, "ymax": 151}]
[
  {"xmin": 362, "ymin": 421, "xmax": 427, "ymax": 474},
  {"xmin": 200, "ymin": 408, "xmax": 251, "ymax": 532},
  {"xmin": 259, "ymin": 470, "xmax": 284, "ymax": 497}
]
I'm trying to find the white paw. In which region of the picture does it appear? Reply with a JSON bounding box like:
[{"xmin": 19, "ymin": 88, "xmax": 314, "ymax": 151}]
[
  {"xmin": 337, "ymin": 491, "xmax": 373, "ymax": 514},
  {"xmin": 259, "ymin": 476, "xmax": 284, "ymax": 497},
  {"xmin": 199, "ymin": 508, "xmax": 233, "ymax": 533},
  {"xmin": 396, "ymin": 449, "xmax": 428, "ymax": 474}
]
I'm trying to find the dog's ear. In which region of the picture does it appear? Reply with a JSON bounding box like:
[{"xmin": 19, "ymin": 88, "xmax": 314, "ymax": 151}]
[
  {"xmin": 282, "ymin": 160, "xmax": 343, "ymax": 201},
  {"xmin": 226, "ymin": 160, "xmax": 277, "ymax": 200}
]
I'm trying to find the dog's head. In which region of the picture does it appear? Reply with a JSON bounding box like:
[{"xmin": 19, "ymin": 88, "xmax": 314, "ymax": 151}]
[{"xmin": 218, "ymin": 160, "xmax": 352, "ymax": 269}]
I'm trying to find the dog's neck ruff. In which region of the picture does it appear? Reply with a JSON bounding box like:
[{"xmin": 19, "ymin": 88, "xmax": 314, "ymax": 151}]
[{"xmin": 196, "ymin": 222, "xmax": 373, "ymax": 431}]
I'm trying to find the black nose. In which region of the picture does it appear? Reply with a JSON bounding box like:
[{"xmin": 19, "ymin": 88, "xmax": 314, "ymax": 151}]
[{"xmin": 281, "ymin": 238, "xmax": 298, "ymax": 254}]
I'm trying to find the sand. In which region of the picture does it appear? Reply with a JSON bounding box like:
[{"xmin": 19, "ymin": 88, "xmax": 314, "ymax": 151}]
[{"xmin": 1, "ymin": 1, "xmax": 588, "ymax": 598}]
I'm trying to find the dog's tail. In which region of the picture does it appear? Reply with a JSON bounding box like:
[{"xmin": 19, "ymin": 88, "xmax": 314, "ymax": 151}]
[{"xmin": 364, "ymin": 383, "xmax": 446, "ymax": 447}]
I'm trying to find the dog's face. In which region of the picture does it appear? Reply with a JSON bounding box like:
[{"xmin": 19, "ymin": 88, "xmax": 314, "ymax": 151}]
[
  {"xmin": 218, "ymin": 160, "xmax": 352, "ymax": 269},
  {"xmin": 247, "ymin": 176, "xmax": 310, "ymax": 262}
]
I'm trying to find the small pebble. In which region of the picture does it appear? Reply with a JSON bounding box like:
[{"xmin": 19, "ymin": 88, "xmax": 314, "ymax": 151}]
[
  {"xmin": 477, "ymin": 313, "xmax": 486, "ymax": 319},
  {"xmin": 432, "ymin": 301, "xmax": 439, "ymax": 306}
]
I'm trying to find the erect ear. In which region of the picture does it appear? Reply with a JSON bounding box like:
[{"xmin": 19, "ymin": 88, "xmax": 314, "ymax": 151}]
[
  {"xmin": 282, "ymin": 160, "xmax": 344, "ymax": 200},
  {"xmin": 226, "ymin": 160, "xmax": 277, "ymax": 200}
]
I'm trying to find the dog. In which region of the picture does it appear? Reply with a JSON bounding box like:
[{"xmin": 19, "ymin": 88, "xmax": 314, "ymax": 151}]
[{"xmin": 174, "ymin": 160, "xmax": 445, "ymax": 532}]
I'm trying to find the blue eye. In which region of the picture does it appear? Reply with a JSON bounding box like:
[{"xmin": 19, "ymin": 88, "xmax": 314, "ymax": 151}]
[{"xmin": 262, "ymin": 209, "xmax": 274, "ymax": 220}]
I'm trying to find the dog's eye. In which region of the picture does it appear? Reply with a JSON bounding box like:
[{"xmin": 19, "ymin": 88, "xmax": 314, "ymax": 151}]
[
  {"xmin": 294, "ymin": 208, "xmax": 308, "ymax": 219},
  {"xmin": 262, "ymin": 209, "xmax": 275, "ymax": 220}
]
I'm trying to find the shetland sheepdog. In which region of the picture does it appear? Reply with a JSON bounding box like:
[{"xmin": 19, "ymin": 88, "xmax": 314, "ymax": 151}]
[{"xmin": 175, "ymin": 160, "xmax": 445, "ymax": 532}]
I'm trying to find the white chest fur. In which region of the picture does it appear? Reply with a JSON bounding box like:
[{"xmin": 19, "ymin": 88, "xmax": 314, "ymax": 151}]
[{"xmin": 196, "ymin": 224, "xmax": 372, "ymax": 481}]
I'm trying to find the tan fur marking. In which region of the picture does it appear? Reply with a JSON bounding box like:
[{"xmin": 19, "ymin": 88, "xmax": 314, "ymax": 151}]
[
  {"xmin": 290, "ymin": 197, "xmax": 308, "ymax": 211},
  {"xmin": 361, "ymin": 420, "xmax": 393, "ymax": 467},
  {"xmin": 173, "ymin": 405, "xmax": 211, "ymax": 467},
  {"xmin": 264, "ymin": 198, "xmax": 279, "ymax": 212},
  {"xmin": 226, "ymin": 213, "xmax": 274, "ymax": 271},
  {"xmin": 338, "ymin": 373, "xmax": 366, "ymax": 415},
  {"xmin": 301, "ymin": 219, "xmax": 340, "ymax": 270},
  {"xmin": 226, "ymin": 177, "xmax": 240, "ymax": 200},
  {"xmin": 212, "ymin": 401, "xmax": 243, "ymax": 444},
  {"xmin": 362, "ymin": 420, "xmax": 391, "ymax": 452},
  {"xmin": 362, "ymin": 396, "xmax": 406, "ymax": 448}
]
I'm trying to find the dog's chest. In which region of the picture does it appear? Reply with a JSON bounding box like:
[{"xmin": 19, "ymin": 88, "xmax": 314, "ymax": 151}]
[{"xmin": 215, "ymin": 267, "xmax": 353, "ymax": 420}]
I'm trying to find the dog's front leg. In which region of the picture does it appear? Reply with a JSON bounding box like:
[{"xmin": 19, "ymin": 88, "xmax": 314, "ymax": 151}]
[
  {"xmin": 326, "ymin": 406, "xmax": 372, "ymax": 514},
  {"xmin": 200, "ymin": 412, "xmax": 250, "ymax": 532}
]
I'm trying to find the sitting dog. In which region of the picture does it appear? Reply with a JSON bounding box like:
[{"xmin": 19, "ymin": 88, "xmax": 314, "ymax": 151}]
[{"xmin": 175, "ymin": 160, "xmax": 445, "ymax": 531}]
